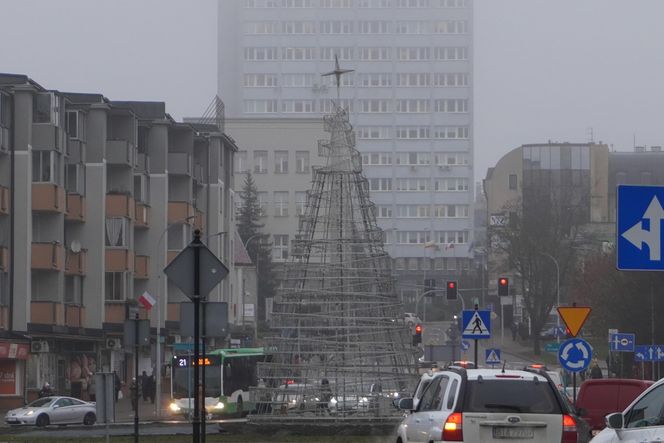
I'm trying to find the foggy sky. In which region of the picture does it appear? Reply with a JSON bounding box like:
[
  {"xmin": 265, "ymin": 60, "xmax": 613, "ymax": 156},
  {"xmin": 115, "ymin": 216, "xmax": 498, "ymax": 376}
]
[{"xmin": 2, "ymin": 0, "xmax": 664, "ymax": 182}]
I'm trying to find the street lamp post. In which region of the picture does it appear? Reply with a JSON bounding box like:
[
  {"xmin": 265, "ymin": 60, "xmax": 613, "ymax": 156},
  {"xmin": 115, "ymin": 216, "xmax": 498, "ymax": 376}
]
[{"xmin": 539, "ymin": 251, "xmax": 560, "ymax": 344}]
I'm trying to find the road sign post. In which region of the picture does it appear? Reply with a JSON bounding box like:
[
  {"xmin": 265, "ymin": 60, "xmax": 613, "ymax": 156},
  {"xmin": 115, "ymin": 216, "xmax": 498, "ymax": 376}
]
[
  {"xmin": 462, "ymin": 305, "xmax": 491, "ymax": 368},
  {"xmin": 164, "ymin": 230, "xmax": 228, "ymax": 443},
  {"xmin": 485, "ymin": 348, "xmax": 501, "ymax": 366},
  {"xmin": 617, "ymin": 185, "xmax": 664, "ymax": 270},
  {"xmin": 558, "ymin": 338, "xmax": 593, "ymax": 406}
]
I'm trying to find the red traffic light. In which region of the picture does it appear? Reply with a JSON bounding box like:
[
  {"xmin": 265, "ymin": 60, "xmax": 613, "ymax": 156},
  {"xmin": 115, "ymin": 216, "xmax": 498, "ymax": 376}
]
[
  {"xmin": 447, "ymin": 282, "xmax": 456, "ymax": 289},
  {"xmin": 415, "ymin": 324, "xmax": 423, "ymax": 334},
  {"xmin": 499, "ymin": 278, "xmax": 508, "ymax": 286}
]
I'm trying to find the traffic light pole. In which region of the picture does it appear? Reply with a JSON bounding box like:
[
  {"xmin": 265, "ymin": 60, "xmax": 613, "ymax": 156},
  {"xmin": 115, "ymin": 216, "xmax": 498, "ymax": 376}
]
[
  {"xmin": 473, "ymin": 304, "xmax": 479, "ymax": 368},
  {"xmin": 192, "ymin": 231, "xmax": 202, "ymax": 443}
]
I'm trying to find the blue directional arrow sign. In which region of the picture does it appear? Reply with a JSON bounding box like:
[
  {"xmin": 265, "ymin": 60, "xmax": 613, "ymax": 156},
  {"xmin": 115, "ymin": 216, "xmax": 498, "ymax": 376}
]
[
  {"xmin": 634, "ymin": 345, "xmax": 664, "ymax": 362},
  {"xmin": 609, "ymin": 333, "xmax": 635, "ymax": 352},
  {"xmin": 462, "ymin": 310, "xmax": 491, "ymax": 339},
  {"xmin": 485, "ymin": 348, "xmax": 501, "ymax": 365},
  {"xmin": 461, "ymin": 340, "xmax": 470, "ymax": 351},
  {"xmin": 558, "ymin": 338, "xmax": 593, "ymax": 372},
  {"xmin": 617, "ymin": 185, "xmax": 664, "ymax": 270}
]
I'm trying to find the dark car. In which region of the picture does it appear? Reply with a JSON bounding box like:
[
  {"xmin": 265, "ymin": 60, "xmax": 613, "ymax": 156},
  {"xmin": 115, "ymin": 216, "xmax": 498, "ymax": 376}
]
[{"xmin": 576, "ymin": 378, "xmax": 654, "ymax": 435}]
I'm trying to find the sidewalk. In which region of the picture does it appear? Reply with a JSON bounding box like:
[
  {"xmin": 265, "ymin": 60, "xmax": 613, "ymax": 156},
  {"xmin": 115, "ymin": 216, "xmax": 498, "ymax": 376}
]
[{"xmin": 112, "ymin": 395, "xmax": 169, "ymax": 423}]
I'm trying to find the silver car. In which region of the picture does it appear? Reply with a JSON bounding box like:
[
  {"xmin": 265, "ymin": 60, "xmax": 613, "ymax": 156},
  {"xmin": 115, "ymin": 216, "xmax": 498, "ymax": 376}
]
[{"xmin": 5, "ymin": 396, "xmax": 96, "ymax": 427}]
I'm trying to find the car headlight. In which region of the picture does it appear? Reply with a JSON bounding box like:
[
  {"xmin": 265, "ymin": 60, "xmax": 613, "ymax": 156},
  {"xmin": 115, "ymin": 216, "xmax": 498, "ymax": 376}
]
[
  {"xmin": 393, "ymin": 392, "xmax": 400, "ymax": 398},
  {"xmin": 329, "ymin": 398, "xmax": 338, "ymax": 405},
  {"xmin": 169, "ymin": 403, "xmax": 181, "ymax": 412},
  {"xmin": 25, "ymin": 410, "xmax": 35, "ymax": 416},
  {"xmin": 360, "ymin": 397, "xmax": 368, "ymax": 403},
  {"xmin": 290, "ymin": 399, "xmax": 297, "ymax": 405},
  {"xmin": 214, "ymin": 402, "xmax": 224, "ymax": 410},
  {"xmin": 314, "ymin": 397, "xmax": 320, "ymax": 402}
]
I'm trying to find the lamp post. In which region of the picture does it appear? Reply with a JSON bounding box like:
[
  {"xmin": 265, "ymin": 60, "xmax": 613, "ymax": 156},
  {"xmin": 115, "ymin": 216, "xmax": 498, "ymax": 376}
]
[
  {"xmin": 154, "ymin": 215, "xmax": 195, "ymax": 416},
  {"xmin": 539, "ymin": 251, "xmax": 560, "ymax": 344}
]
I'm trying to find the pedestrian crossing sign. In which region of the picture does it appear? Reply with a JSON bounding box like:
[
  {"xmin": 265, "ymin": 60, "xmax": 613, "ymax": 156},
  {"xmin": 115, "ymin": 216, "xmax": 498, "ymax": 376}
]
[
  {"xmin": 485, "ymin": 348, "xmax": 501, "ymax": 365},
  {"xmin": 462, "ymin": 310, "xmax": 491, "ymax": 339}
]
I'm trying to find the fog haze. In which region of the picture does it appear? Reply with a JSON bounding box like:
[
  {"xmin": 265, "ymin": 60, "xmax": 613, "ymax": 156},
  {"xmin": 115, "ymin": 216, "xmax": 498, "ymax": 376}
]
[{"xmin": 2, "ymin": 0, "xmax": 664, "ymax": 180}]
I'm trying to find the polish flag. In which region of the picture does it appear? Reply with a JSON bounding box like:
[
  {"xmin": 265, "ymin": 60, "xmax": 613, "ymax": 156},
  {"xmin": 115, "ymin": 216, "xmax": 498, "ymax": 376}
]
[{"xmin": 138, "ymin": 291, "xmax": 156, "ymax": 310}]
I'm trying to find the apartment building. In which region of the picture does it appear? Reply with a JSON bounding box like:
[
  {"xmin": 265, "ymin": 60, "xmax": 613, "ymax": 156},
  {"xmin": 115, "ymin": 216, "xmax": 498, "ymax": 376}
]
[
  {"xmin": 226, "ymin": 118, "xmax": 326, "ymax": 267},
  {"xmin": 0, "ymin": 74, "xmax": 240, "ymax": 408},
  {"xmin": 218, "ymin": 0, "xmax": 475, "ymax": 303}
]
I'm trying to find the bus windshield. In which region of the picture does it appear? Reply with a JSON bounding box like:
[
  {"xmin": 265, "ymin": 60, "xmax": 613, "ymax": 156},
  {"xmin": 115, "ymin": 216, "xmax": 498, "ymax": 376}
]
[{"xmin": 172, "ymin": 355, "xmax": 222, "ymax": 398}]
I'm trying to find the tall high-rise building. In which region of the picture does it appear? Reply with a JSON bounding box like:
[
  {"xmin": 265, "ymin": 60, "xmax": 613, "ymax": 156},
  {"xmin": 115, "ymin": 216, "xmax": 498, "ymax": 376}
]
[{"xmin": 218, "ymin": 0, "xmax": 474, "ymax": 303}]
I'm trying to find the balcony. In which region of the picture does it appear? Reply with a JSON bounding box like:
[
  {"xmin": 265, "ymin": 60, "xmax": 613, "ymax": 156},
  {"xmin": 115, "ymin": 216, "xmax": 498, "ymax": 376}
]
[
  {"xmin": 65, "ymin": 194, "xmax": 86, "ymax": 222},
  {"xmin": 0, "ymin": 246, "xmax": 7, "ymax": 272},
  {"xmin": 106, "ymin": 194, "xmax": 135, "ymax": 220},
  {"xmin": 168, "ymin": 152, "xmax": 192, "ymax": 176},
  {"xmin": 32, "ymin": 183, "xmax": 66, "ymax": 213},
  {"xmin": 106, "ymin": 140, "xmax": 136, "ymax": 167},
  {"xmin": 134, "ymin": 202, "xmax": 150, "ymax": 228},
  {"xmin": 136, "ymin": 153, "xmax": 150, "ymax": 174},
  {"xmin": 104, "ymin": 303, "xmax": 125, "ymax": 324},
  {"xmin": 0, "ymin": 185, "xmax": 9, "ymax": 215},
  {"xmin": 65, "ymin": 249, "xmax": 87, "ymax": 276},
  {"xmin": 168, "ymin": 201, "xmax": 194, "ymax": 224},
  {"xmin": 32, "ymin": 125, "xmax": 64, "ymax": 152},
  {"xmin": 134, "ymin": 255, "xmax": 149, "ymax": 279},
  {"xmin": 30, "ymin": 301, "xmax": 64, "ymax": 326},
  {"xmin": 64, "ymin": 305, "xmax": 85, "ymax": 328},
  {"xmin": 31, "ymin": 243, "xmax": 64, "ymax": 271},
  {"xmin": 193, "ymin": 163, "xmax": 204, "ymax": 183},
  {"xmin": 105, "ymin": 249, "xmax": 134, "ymax": 272}
]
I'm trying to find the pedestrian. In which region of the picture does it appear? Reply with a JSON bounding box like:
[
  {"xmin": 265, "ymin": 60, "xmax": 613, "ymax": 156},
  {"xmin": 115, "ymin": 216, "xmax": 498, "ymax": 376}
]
[
  {"xmin": 113, "ymin": 371, "xmax": 121, "ymax": 403},
  {"xmin": 88, "ymin": 374, "xmax": 96, "ymax": 402},
  {"xmin": 141, "ymin": 370, "xmax": 149, "ymax": 401},
  {"xmin": 317, "ymin": 378, "xmax": 332, "ymax": 416},
  {"xmin": 510, "ymin": 322, "xmax": 518, "ymax": 341},
  {"xmin": 148, "ymin": 371, "xmax": 156, "ymax": 404},
  {"xmin": 129, "ymin": 378, "xmax": 138, "ymax": 411},
  {"xmin": 38, "ymin": 382, "xmax": 54, "ymax": 398},
  {"xmin": 590, "ymin": 358, "xmax": 603, "ymax": 379}
]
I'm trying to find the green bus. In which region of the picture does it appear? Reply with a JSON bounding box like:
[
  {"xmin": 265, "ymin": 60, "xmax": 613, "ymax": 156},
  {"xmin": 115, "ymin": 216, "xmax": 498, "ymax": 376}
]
[{"xmin": 169, "ymin": 347, "xmax": 265, "ymax": 418}]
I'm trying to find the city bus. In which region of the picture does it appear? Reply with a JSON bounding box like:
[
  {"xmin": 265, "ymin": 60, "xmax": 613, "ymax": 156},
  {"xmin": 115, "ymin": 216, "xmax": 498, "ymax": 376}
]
[{"xmin": 169, "ymin": 347, "xmax": 265, "ymax": 418}]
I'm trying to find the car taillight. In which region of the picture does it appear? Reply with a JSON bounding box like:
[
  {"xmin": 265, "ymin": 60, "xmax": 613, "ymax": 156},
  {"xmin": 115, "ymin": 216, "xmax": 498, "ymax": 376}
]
[
  {"xmin": 443, "ymin": 412, "xmax": 463, "ymax": 441},
  {"xmin": 561, "ymin": 414, "xmax": 577, "ymax": 443}
]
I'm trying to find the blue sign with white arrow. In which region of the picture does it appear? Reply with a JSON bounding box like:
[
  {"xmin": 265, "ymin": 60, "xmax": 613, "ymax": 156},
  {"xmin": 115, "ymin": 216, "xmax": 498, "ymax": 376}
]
[
  {"xmin": 462, "ymin": 310, "xmax": 491, "ymax": 339},
  {"xmin": 609, "ymin": 333, "xmax": 635, "ymax": 352},
  {"xmin": 461, "ymin": 340, "xmax": 470, "ymax": 351},
  {"xmin": 485, "ymin": 348, "xmax": 501, "ymax": 365},
  {"xmin": 617, "ymin": 185, "xmax": 664, "ymax": 270},
  {"xmin": 558, "ymin": 338, "xmax": 593, "ymax": 372},
  {"xmin": 634, "ymin": 345, "xmax": 664, "ymax": 362}
]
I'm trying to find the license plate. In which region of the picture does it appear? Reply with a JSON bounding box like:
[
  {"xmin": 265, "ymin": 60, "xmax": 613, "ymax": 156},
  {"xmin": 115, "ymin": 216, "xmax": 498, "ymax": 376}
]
[{"xmin": 492, "ymin": 426, "xmax": 535, "ymax": 439}]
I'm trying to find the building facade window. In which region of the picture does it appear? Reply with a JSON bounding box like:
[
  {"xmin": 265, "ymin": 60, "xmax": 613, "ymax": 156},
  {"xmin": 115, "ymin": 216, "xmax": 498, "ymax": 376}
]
[
  {"xmin": 320, "ymin": 99, "xmax": 354, "ymax": 113},
  {"xmin": 283, "ymin": 21, "xmax": 316, "ymax": 34},
  {"xmin": 105, "ymin": 272, "xmax": 127, "ymax": 301},
  {"xmin": 283, "ymin": 74, "xmax": 316, "ymax": 87},
  {"xmin": 274, "ymin": 151, "xmax": 289, "ymax": 173},
  {"xmin": 433, "ymin": 47, "xmax": 468, "ymax": 60},
  {"xmin": 396, "ymin": 99, "xmax": 430, "ymax": 113},
  {"xmin": 320, "ymin": 21, "xmax": 354, "ymax": 34},
  {"xmin": 32, "ymin": 151, "xmax": 61, "ymax": 183},
  {"xmin": 33, "ymin": 92, "xmax": 60, "ymax": 124},
  {"xmin": 396, "ymin": 127, "xmax": 430, "ymax": 139},
  {"xmin": 433, "ymin": 177, "xmax": 469, "ymax": 191},
  {"xmin": 274, "ymin": 191, "xmax": 289, "ymax": 216},
  {"xmin": 358, "ymin": 73, "xmax": 392, "ymax": 87},
  {"xmin": 295, "ymin": 191, "xmax": 308, "ymax": 215},
  {"xmin": 281, "ymin": 100, "xmax": 315, "ymax": 113},
  {"xmin": 433, "ymin": 73, "xmax": 469, "ymax": 87},
  {"xmin": 295, "ymin": 151, "xmax": 310, "ymax": 173},
  {"xmin": 358, "ymin": 47, "xmax": 391, "ymax": 61},
  {"xmin": 359, "ymin": 99, "xmax": 390, "ymax": 113},
  {"xmin": 257, "ymin": 192, "xmax": 269, "ymax": 216},
  {"xmin": 320, "ymin": 47, "xmax": 354, "ymax": 61},
  {"xmin": 244, "ymin": 47, "xmax": 279, "ymax": 60},
  {"xmin": 235, "ymin": 151, "xmax": 248, "ymax": 173},
  {"xmin": 368, "ymin": 177, "xmax": 392, "ymax": 191},
  {"xmin": 321, "ymin": 0, "xmax": 353, "ymax": 7},
  {"xmin": 358, "ymin": 21, "xmax": 391, "ymax": 34},
  {"xmin": 397, "ymin": 73, "xmax": 430, "ymax": 87},
  {"xmin": 105, "ymin": 217, "xmax": 129, "ymax": 247},
  {"xmin": 433, "ymin": 20, "xmax": 468, "ymax": 34},
  {"xmin": 362, "ymin": 152, "xmax": 392, "ymax": 165},
  {"xmin": 432, "ymin": 126, "xmax": 470, "ymax": 139},
  {"xmin": 283, "ymin": 0, "xmax": 314, "ymax": 7},
  {"xmin": 356, "ymin": 126, "xmax": 390, "ymax": 139},
  {"xmin": 65, "ymin": 275, "xmax": 83, "ymax": 304},
  {"xmin": 376, "ymin": 205, "xmax": 393, "ymax": 218},
  {"xmin": 397, "ymin": 205, "xmax": 430, "ymax": 218},
  {"xmin": 243, "ymin": 73, "xmax": 278, "ymax": 87},
  {"xmin": 244, "ymin": 22, "xmax": 280, "ymax": 34},
  {"xmin": 66, "ymin": 163, "xmax": 86, "ymax": 195},
  {"xmin": 396, "ymin": 231, "xmax": 432, "ymax": 244},
  {"xmin": 254, "ymin": 151, "xmax": 268, "ymax": 173},
  {"xmin": 358, "ymin": 0, "xmax": 392, "ymax": 7},
  {"xmin": 434, "ymin": 99, "xmax": 468, "ymax": 113},
  {"xmin": 396, "ymin": 178, "xmax": 429, "ymax": 191},
  {"xmin": 433, "ymin": 204, "xmax": 469, "ymax": 217},
  {"xmin": 244, "ymin": 100, "xmax": 278, "ymax": 113},
  {"xmin": 272, "ymin": 235, "xmax": 289, "ymax": 261},
  {"xmin": 396, "ymin": 21, "xmax": 429, "ymax": 34},
  {"xmin": 509, "ymin": 174, "xmax": 518, "ymax": 190},
  {"xmin": 434, "ymin": 152, "xmax": 470, "ymax": 165},
  {"xmin": 282, "ymin": 47, "xmax": 317, "ymax": 60},
  {"xmin": 397, "ymin": 47, "xmax": 430, "ymax": 61}
]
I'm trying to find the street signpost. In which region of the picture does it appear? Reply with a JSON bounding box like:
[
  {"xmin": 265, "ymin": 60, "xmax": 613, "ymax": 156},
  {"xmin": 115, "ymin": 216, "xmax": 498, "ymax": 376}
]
[
  {"xmin": 617, "ymin": 185, "xmax": 664, "ymax": 270},
  {"xmin": 634, "ymin": 345, "xmax": 664, "ymax": 362},
  {"xmin": 559, "ymin": 338, "xmax": 593, "ymax": 405},
  {"xmin": 557, "ymin": 306, "xmax": 591, "ymax": 337},
  {"xmin": 485, "ymin": 348, "xmax": 501, "ymax": 366},
  {"xmin": 462, "ymin": 307, "xmax": 491, "ymax": 367},
  {"xmin": 609, "ymin": 333, "xmax": 636, "ymax": 352},
  {"xmin": 164, "ymin": 230, "xmax": 228, "ymax": 443},
  {"xmin": 545, "ymin": 342, "xmax": 561, "ymax": 353},
  {"xmin": 461, "ymin": 340, "xmax": 470, "ymax": 351}
]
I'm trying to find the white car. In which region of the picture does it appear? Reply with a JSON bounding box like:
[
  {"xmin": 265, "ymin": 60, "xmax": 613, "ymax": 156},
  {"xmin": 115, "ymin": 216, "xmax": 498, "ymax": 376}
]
[
  {"xmin": 591, "ymin": 377, "xmax": 664, "ymax": 442},
  {"xmin": 5, "ymin": 396, "xmax": 96, "ymax": 427},
  {"xmin": 395, "ymin": 367, "xmax": 590, "ymax": 443},
  {"xmin": 404, "ymin": 313, "xmax": 422, "ymax": 327}
]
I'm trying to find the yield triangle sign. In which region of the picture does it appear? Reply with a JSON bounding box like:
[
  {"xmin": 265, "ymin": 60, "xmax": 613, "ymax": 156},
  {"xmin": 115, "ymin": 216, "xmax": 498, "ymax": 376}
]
[{"xmin": 557, "ymin": 306, "xmax": 591, "ymax": 337}]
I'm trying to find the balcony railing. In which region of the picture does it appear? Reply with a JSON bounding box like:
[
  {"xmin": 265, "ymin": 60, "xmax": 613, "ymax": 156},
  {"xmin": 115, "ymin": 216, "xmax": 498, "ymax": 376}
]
[
  {"xmin": 106, "ymin": 194, "xmax": 135, "ymax": 220},
  {"xmin": 64, "ymin": 305, "xmax": 85, "ymax": 328},
  {"xmin": 134, "ymin": 255, "xmax": 149, "ymax": 279},
  {"xmin": 31, "ymin": 243, "xmax": 64, "ymax": 271},
  {"xmin": 107, "ymin": 140, "xmax": 136, "ymax": 167},
  {"xmin": 168, "ymin": 201, "xmax": 194, "ymax": 224},
  {"xmin": 105, "ymin": 249, "xmax": 134, "ymax": 273},
  {"xmin": 104, "ymin": 303, "xmax": 126, "ymax": 324},
  {"xmin": 30, "ymin": 301, "xmax": 64, "ymax": 326},
  {"xmin": 32, "ymin": 183, "xmax": 65, "ymax": 213},
  {"xmin": 65, "ymin": 194, "xmax": 86, "ymax": 222},
  {"xmin": 134, "ymin": 202, "xmax": 150, "ymax": 228},
  {"xmin": 0, "ymin": 246, "xmax": 7, "ymax": 272},
  {"xmin": 0, "ymin": 185, "xmax": 9, "ymax": 215},
  {"xmin": 65, "ymin": 249, "xmax": 87, "ymax": 276},
  {"xmin": 168, "ymin": 152, "xmax": 192, "ymax": 176}
]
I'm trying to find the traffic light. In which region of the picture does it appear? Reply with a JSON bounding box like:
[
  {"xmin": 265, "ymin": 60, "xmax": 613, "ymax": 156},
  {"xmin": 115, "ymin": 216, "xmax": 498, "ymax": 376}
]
[
  {"xmin": 412, "ymin": 324, "xmax": 423, "ymax": 346},
  {"xmin": 498, "ymin": 277, "xmax": 509, "ymax": 297},
  {"xmin": 424, "ymin": 278, "xmax": 436, "ymax": 294},
  {"xmin": 446, "ymin": 281, "xmax": 458, "ymax": 300}
]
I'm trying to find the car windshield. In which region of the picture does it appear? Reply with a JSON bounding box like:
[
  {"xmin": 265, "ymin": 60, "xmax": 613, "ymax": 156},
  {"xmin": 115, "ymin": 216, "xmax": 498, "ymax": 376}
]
[
  {"xmin": 465, "ymin": 379, "xmax": 561, "ymax": 414},
  {"xmin": 27, "ymin": 397, "xmax": 55, "ymax": 408}
]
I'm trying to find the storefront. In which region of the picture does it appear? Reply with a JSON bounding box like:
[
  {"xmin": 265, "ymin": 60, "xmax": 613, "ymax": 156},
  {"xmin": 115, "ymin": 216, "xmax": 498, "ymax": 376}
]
[{"xmin": 0, "ymin": 341, "xmax": 29, "ymax": 409}]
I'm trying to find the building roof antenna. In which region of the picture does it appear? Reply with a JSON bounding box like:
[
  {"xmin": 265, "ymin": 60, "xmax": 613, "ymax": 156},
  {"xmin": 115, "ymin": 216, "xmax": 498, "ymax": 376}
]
[{"xmin": 322, "ymin": 54, "xmax": 354, "ymax": 101}]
